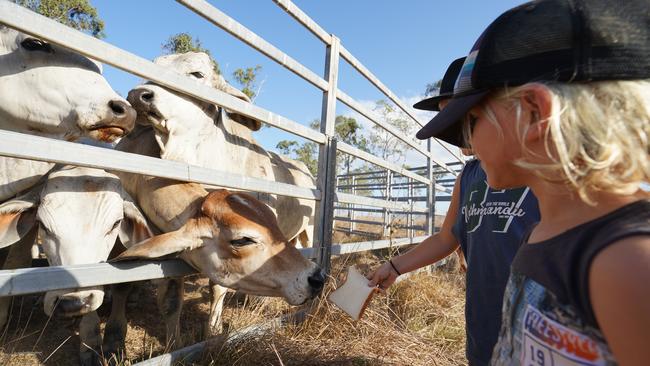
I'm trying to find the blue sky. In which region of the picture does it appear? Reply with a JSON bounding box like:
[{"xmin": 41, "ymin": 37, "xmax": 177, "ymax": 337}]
[{"xmin": 92, "ymin": 0, "xmax": 525, "ymax": 165}]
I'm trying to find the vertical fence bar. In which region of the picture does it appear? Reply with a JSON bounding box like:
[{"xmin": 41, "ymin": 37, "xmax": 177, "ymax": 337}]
[
  {"xmin": 383, "ymin": 170, "xmax": 392, "ymax": 237},
  {"xmin": 350, "ymin": 175, "xmax": 356, "ymax": 234},
  {"xmin": 407, "ymin": 176, "xmax": 413, "ymax": 238},
  {"xmin": 317, "ymin": 138, "xmax": 337, "ymax": 274},
  {"xmin": 426, "ymin": 140, "xmax": 434, "ymax": 235},
  {"xmin": 314, "ymin": 35, "xmax": 340, "ymax": 273}
]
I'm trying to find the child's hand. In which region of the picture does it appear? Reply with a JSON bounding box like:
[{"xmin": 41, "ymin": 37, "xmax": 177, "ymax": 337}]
[{"xmin": 367, "ymin": 261, "xmax": 399, "ymax": 292}]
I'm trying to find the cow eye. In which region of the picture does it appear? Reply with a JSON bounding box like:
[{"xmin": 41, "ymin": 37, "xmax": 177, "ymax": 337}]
[
  {"xmin": 110, "ymin": 220, "xmax": 121, "ymax": 233},
  {"xmin": 39, "ymin": 223, "xmax": 55, "ymax": 237},
  {"xmin": 230, "ymin": 237, "xmax": 256, "ymax": 247},
  {"xmin": 189, "ymin": 71, "xmax": 205, "ymax": 79},
  {"xmin": 21, "ymin": 38, "xmax": 54, "ymax": 53}
]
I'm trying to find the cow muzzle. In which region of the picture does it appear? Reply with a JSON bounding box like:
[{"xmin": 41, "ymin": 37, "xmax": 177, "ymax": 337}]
[
  {"xmin": 127, "ymin": 87, "xmax": 156, "ymax": 113},
  {"xmin": 44, "ymin": 288, "xmax": 104, "ymax": 317},
  {"xmin": 307, "ymin": 268, "xmax": 326, "ymax": 297},
  {"xmin": 85, "ymin": 99, "xmax": 136, "ymax": 142}
]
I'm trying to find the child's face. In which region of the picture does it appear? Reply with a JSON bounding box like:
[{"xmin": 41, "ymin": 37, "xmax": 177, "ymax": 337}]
[{"xmin": 466, "ymin": 97, "xmax": 530, "ymax": 189}]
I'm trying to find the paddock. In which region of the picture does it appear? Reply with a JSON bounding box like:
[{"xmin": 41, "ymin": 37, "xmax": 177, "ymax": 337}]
[{"xmin": 0, "ymin": 0, "xmax": 464, "ymax": 364}]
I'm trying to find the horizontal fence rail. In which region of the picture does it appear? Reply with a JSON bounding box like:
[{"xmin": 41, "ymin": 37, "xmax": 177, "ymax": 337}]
[
  {"xmin": 0, "ymin": 260, "xmax": 196, "ymax": 298},
  {"xmin": 0, "ymin": 130, "xmax": 320, "ymax": 200},
  {"xmin": 0, "ymin": 237, "xmax": 424, "ymax": 297},
  {"xmin": 336, "ymin": 192, "xmax": 428, "ymax": 212},
  {"xmin": 180, "ymin": 0, "xmax": 463, "ymax": 172},
  {"xmin": 177, "ymin": 0, "xmax": 329, "ymax": 92},
  {"xmin": 0, "ymin": 1, "xmax": 326, "ymax": 145},
  {"xmin": 175, "ymin": 0, "xmax": 462, "ymax": 176},
  {"xmin": 273, "ymin": 0, "xmax": 429, "ymax": 136},
  {"xmin": 0, "ymin": 0, "xmax": 455, "ymax": 195},
  {"xmin": 337, "ymin": 142, "xmax": 431, "ymax": 186},
  {"xmin": 273, "ymin": 0, "xmax": 332, "ymax": 44}
]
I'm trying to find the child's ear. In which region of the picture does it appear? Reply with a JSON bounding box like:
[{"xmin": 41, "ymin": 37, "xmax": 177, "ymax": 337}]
[{"xmin": 520, "ymin": 84, "xmax": 553, "ymax": 144}]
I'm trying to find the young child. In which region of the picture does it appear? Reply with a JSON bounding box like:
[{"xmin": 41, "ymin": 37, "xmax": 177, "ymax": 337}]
[
  {"xmin": 368, "ymin": 57, "xmax": 539, "ymax": 366},
  {"xmin": 419, "ymin": 0, "xmax": 650, "ymax": 364}
]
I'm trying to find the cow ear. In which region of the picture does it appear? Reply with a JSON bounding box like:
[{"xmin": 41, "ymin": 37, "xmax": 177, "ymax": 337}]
[
  {"xmin": 217, "ymin": 107, "xmax": 262, "ymax": 132},
  {"xmin": 229, "ymin": 112, "xmax": 262, "ymax": 131},
  {"xmin": 119, "ymin": 199, "xmax": 155, "ymax": 248},
  {"xmin": 111, "ymin": 223, "xmax": 204, "ymax": 261},
  {"xmin": 213, "ymin": 74, "xmax": 263, "ymax": 131},
  {"xmin": 213, "ymin": 73, "xmax": 251, "ymax": 103},
  {"xmin": 0, "ymin": 190, "xmax": 40, "ymax": 248}
]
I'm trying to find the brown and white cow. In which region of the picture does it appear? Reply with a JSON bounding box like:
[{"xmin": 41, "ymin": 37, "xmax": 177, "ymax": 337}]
[
  {"xmin": 104, "ymin": 174, "xmax": 324, "ymax": 356},
  {"xmin": 116, "ymin": 52, "xmax": 318, "ymax": 340},
  {"xmin": 125, "ymin": 52, "xmax": 315, "ymax": 248}
]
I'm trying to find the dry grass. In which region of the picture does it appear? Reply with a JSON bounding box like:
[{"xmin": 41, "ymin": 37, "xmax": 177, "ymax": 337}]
[
  {"xmin": 0, "ymin": 248, "xmax": 465, "ymax": 365},
  {"xmin": 201, "ymin": 252, "xmax": 466, "ymax": 366},
  {"xmin": 333, "ymin": 215, "xmax": 445, "ymax": 244}
]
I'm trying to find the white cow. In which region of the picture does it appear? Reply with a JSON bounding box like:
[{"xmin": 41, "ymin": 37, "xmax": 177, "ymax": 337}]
[
  {"xmin": 0, "ymin": 26, "xmax": 136, "ymax": 202},
  {"xmin": 0, "ymin": 166, "xmax": 152, "ymax": 366},
  {"xmin": 118, "ymin": 52, "xmax": 318, "ymax": 341},
  {"xmin": 125, "ymin": 52, "xmax": 315, "ymax": 248}
]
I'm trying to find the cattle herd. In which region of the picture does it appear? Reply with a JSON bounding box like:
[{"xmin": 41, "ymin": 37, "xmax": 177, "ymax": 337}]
[{"xmin": 0, "ymin": 26, "xmax": 325, "ymax": 365}]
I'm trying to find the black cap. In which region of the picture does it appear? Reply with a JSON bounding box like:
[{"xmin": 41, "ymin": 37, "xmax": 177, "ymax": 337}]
[
  {"xmin": 416, "ymin": 0, "xmax": 650, "ymax": 147},
  {"xmin": 413, "ymin": 57, "xmax": 466, "ymax": 111}
]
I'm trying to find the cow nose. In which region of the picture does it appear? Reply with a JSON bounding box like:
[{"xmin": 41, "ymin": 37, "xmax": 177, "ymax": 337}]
[
  {"xmin": 308, "ymin": 268, "xmax": 326, "ymax": 295},
  {"xmin": 54, "ymin": 296, "xmax": 92, "ymax": 317},
  {"xmin": 108, "ymin": 99, "xmax": 130, "ymax": 118},
  {"xmin": 127, "ymin": 88, "xmax": 155, "ymax": 107}
]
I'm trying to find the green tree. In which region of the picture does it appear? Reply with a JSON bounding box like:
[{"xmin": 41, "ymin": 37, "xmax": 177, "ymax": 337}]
[
  {"xmin": 278, "ymin": 115, "xmax": 369, "ymax": 177},
  {"xmin": 232, "ymin": 65, "xmax": 263, "ymax": 100},
  {"xmin": 369, "ymin": 99, "xmax": 415, "ymax": 165},
  {"xmin": 15, "ymin": 0, "xmax": 105, "ymax": 38},
  {"xmin": 310, "ymin": 116, "xmax": 369, "ymax": 175},
  {"xmin": 424, "ymin": 79, "xmax": 443, "ymax": 97},
  {"xmin": 276, "ymin": 140, "xmax": 318, "ymax": 176},
  {"xmin": 162, "ymin": 32, "xmax": 221, "ymax": 75}
]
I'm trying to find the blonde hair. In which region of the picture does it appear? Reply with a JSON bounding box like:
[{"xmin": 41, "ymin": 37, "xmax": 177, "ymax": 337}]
[{"xmin": 466, "ymin": 80, "xmax": 650, "ymax": 203}]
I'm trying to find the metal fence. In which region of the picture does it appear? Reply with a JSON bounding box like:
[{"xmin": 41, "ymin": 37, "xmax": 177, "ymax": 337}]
[
  {"xmin": 334, "ymin": 162, "xmax": 463, "ymax": 238},
  {"xmin": 0, "ymin": 0, "xmax": 463, "ymax": 362}
]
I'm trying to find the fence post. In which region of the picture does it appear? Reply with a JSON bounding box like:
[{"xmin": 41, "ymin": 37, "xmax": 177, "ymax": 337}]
[
  {"xmin": 407, "ymin": 176, "xmax": 413, "ymax": 238},
  {"xmin": 317, "ymin": 138, "xmax": 337, "ymax": 274},
  {"xmin": 383, "ymin": 169, "xmax": 392, "ymax": 237},
  {"xmin": 350, "ymin": 175, "xmax": 356, "ymax": 234},
  {"xmin": 426, "ymin": 140, "xmax": 435, "ymax": 235},
  {"xmin": 314, "ymin": 35, "xmax": 340, "ymax": 274}
]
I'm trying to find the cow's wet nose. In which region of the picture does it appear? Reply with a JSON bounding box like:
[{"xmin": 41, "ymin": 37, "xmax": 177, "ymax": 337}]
[
  {"xmin": 127, "ymin": 88, "xmax": 155, "ymax": 108},
  {"xmin": 103, "ymin": 98, "xmax": 136, "ymax": 134},
  {"xmin": 108, "ymin": 99, "xmax": 130, "ymax": 117},
  {"xmin": 54, "ymin": 296, "xmax": 93, "ymax": 317},
  {"xmin": 308, "ymin": 268, "xmax": 326, "ymax": 295}
]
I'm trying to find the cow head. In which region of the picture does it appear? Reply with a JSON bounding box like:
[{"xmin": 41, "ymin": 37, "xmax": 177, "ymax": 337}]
[
  {"xmin": 115, "ymin": 189, "xmax": 325, "ymax": 305},
  {"xmin": 0, "ymin": 26, "xmax": 136, "ymax": 142},
  {"xmin": 126, "ymin": 52, "xmax": 261, "ymax": 150},
  {"xmin": 0, "ymin": 166, "xmax": 153, "ymax": 317}
]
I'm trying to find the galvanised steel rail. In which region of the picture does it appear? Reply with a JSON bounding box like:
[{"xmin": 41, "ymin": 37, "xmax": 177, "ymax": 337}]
[
  {"xmin": 272, "ymin": 0, "xmax": 464, "ymax": 164},
  {"xmin": 0, "ymin": 130, "xmax": 320, "ymax": 200},
  {"xmin": 176, "ymin": 0, "xmax": 460, "ymax": 176},
  {"xmin": 0, "ymin": 235, "xmax": 427, "ymax": 298}
]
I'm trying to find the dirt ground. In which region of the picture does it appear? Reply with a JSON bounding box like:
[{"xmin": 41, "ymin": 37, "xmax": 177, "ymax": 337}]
[{"xmin": 0, "ymin": 222, "xmax": 464, "ymax": 366}]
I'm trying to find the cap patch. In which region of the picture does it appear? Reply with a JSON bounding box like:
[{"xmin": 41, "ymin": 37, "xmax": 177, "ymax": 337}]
[{"xmin": 454, "ymin": 50, "xmax": 478, "ymax": 94}]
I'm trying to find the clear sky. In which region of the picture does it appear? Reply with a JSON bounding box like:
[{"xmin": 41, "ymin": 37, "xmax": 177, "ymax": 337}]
[{"xmin": 91, "ymin": 0, "xmax": 525, "ymax": 165}]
